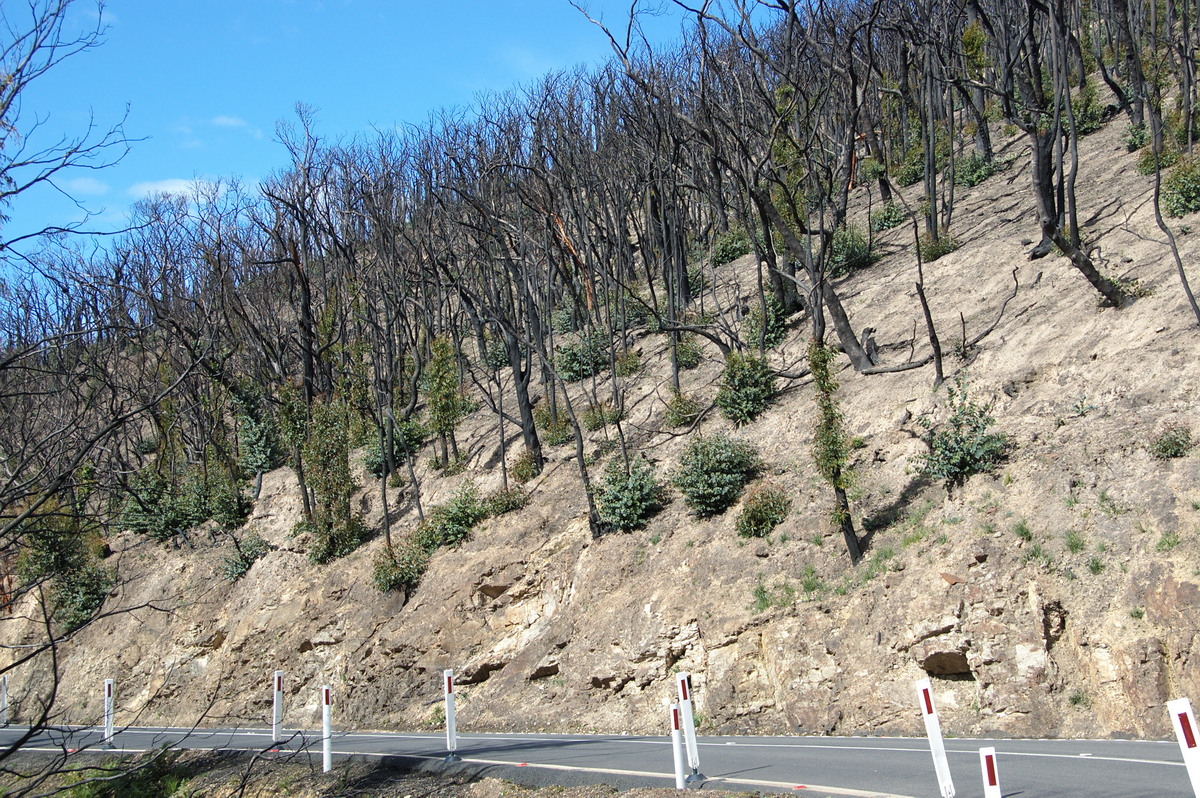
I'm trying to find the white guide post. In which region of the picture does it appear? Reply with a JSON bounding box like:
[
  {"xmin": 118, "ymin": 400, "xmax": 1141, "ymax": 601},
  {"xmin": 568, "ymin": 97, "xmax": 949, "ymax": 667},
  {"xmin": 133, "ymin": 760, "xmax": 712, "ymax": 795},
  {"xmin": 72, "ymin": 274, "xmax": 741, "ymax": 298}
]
[
  {"xmin": 675, "ymin": 671, "xmax": 704, "ymax": 783},
  {"xmin": 670, "ymin": 703, "xmax": 686, "ymax": 789},
  {"xmin": 1168, "ymin": 697, "xmax": 1200, "ymax": 796},
  {"xmin": 915, "ymin": 678, "xmax": 955, "ymax": 798},
  {"xmin": 272, "ymin": 670, "xmax": 284, "ymax": 743},
  {"xmin": 102, "ymin": 679, "xmax": 114, "ymax": 747},
  {"xmin": 443, "ymin": 669, "xmax": 461, "ymax": 762},
  {"xmin": 1, "ymin": 674, "xmax": 7, "ymax": 726},
  {"xmin": 978, "ymin": 747, "xmax": 1001, "ymax": 798},
  {"xmin": 321, "ymin": 685, "xmax": 332, "ymax": 773}
]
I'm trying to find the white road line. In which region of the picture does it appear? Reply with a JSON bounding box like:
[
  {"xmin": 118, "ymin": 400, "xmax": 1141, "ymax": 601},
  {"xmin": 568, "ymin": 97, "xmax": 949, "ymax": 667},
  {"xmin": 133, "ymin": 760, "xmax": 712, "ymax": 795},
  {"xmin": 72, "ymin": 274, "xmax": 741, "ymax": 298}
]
[{"xmin": 344, "ymin": 750, "xmax": 915, "ymax": 798}]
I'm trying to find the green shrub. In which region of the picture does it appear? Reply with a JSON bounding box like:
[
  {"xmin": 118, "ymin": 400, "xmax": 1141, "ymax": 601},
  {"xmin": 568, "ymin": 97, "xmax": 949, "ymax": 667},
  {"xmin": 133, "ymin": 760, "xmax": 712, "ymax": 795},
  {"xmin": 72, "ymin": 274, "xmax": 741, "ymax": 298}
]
[
  {"xmin": 480, "ymin": 334, "xmax": 510, "ymax": 370},
  {"xmin": 52, "ymin": 562, "xmax": 114, "ymax": 633},
  {"xmin": 735, "ymin": 483, "xmax": 792, "ymax": 538},
  {"xmin": 596, "ymin": 456, "xmax": 665, "ymax": 532},
  {"xmin": 712, "ymin": 227, "xmax": 754, "ymax": 265},
  {"xmin": 1072, "ymin": 80, "xmax": 1104, "ymax": 135},
  {"xmin": 918, "ymin": 373, "xmax": 1010, "ymax": 489},
  {"xmin": 675, "ymin": 333, "xmax": 703, "ymax": 370},
  {"xmin": 302, "ymin": 399, "xmax": 367, "ymax": 564},
  {"xmin": 1123, "ymin": 123, "xmax": 1150, "ymax": 152},
  {"xmin": 120, "ymin": 468, "xmax": 206, "ymax": 542},
  {"xmin": 414, "ymin": 481, "xmax": 487, "ymax": 550},
  {"xmin": 1137, "ymin": 141, "xmax": 1180, "ymax": 175},
  {"xmin": 13, "ymin": 506, "xmax": 113, "ymax": 633},
  {"xmin": 716, "ymin": 352, "xmax": 776, "ymax": 425},
  {"xmin": 365, "ymin": 418, "xmax": 427, "ymax": 478},
  {"xmin": 582, "ymin": 400, "xmax": 624, "ymax": 431},
  {"xmin": 673, "ymin": 434, "xmax": 761, "ymax": 517},
  {"xmin": 1149, "ymin": 421, "xmax": 1194, "ymax": 459},
  {"xmin": 556, "ymin": 330, "xmax": 609, "ymax": 382},
  {"xmin": 664, "ymin": 390, "xmax": 703, "ymax": 428},
  {"xmin": 891, "ymin": 147, "xmax": 925, "ymax": 187},
  {"xmin": 220, "ymin": 531, "xmax": 269, "ymax": 582},
  {"xmin": 306, "ymin": 515, "xmax": 370, "ymax": 565},
  {"xmin": 1168, "ymin": 108, "xmax": 1200, "ymax": 150},
  {"xmin": 15, "ymin": 510, "xmax": 88, "ymax": 585},
  {"xmin": 551, "ymin": 306, "xmax": 582, "ymax": 335},
  {"xmin": 859, "ymin": 156, "xmax": 888, "ymax": 183},
  {"xmin": 919, "ymin": 234, "xmax": 958, "ymax": 262},
  {"xmin": 482, "ymin": 485, "xmax": 529, "ymax": 517},
  {"xmin": 232, "ymin": 383, "xmax": 284, "ymax": 479},
  {"xmin": 615, "ymin": 348, "xmax": 642, "ymax": 377},
  {"xmin": 208, "ymin": 477, "xmax": 250, "ymax": 532},
  {"xmin": 512, "ymin": 449, "xmax": 541, "ymax": 483},
  {"xmin": 372, "ymin": 542, "xmax": 430, "ymax": 592},
  {"xmin": 828, "ymin": 225, "xmax": 876, "ymax": 277},
  {"xmin": 1165, "ymin": 159, "xmax": 1200, "ymax": 217},
  {"xmin": 953, "ymin": 152, "xmax": 996, "ymax": 187},
  {"xmin": 424, "ymin": 337, "xmax": 475, "ymax": 460},
  {"xmin": 686, "ymin": 263, "xmax": 710, "ymax": 294},
  {"xmin": 610, "ymin": 291, "xmax": 650, "ymax": 329},
  {"xmin": 742, "ymin": 293, "xmax": 789, "ymax": 347},
  {"xmin": 870, "ymin": 201, "xmax": 906, "ymax": 232},
  {"xmin": 533, "ymin": 403, "xmax": 574, "ymax": 446}
]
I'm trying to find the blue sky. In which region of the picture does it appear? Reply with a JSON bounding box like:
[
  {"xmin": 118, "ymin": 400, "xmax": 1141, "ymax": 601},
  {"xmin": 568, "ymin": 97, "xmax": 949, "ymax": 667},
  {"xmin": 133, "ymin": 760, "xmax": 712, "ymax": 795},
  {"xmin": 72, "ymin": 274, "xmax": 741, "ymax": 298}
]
[{"xmin": 6, "ymin": 0, "xmax": 688, "ymax": 248}]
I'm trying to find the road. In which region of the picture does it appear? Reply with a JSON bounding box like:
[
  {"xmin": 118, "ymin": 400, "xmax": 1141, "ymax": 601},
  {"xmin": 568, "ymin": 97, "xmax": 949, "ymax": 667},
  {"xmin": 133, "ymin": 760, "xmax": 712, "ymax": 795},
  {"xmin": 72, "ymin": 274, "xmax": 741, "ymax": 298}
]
[{"xmin": 0, "ymin": 724, "xmax": 1191, "ymax": 796}]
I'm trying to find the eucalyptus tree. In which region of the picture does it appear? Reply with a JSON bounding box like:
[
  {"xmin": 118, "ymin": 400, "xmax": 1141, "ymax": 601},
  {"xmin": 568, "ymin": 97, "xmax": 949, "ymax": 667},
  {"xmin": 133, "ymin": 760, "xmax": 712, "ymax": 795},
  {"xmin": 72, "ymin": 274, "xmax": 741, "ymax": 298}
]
[
  {"xmin": 0, "ymin": 0, "xmax": 131, "ymax": 256},
  {"xmin": 418, "ymin": 103, "xmax": 552, "ymax": 478},
  {"xmin": 0, "ymin": 242, "xmax": 208, "ymax": 784},
  {"xmin": 972, "ymin": 0, "xmax": 1126, "ymax": 305}
]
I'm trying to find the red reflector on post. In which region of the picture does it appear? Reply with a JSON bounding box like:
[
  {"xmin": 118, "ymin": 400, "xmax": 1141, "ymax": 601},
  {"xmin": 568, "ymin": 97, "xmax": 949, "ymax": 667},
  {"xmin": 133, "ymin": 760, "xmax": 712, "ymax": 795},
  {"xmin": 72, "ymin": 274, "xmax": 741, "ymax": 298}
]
[
  {"xmin": 1181, "ymin": 713, "xmax": 1197, "ymax": 748},
  {"xmin": 922, "ymin": 688, "xmax": 933, "ymax": 715},
  {"xmin": 985, "ymin": 754, "xmax": 998, "ymax": 785},
  {"xmin": 672, "ymin": 707, "xmax": 681, "ymax": 731}
]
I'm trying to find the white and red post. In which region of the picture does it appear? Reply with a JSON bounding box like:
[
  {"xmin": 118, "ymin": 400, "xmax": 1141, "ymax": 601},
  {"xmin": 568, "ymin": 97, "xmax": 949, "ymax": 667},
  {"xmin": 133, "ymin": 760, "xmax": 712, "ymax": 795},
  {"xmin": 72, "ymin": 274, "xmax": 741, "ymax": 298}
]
[
  {"xmin": 1168, "ymin": 697, "xmax": 1200, "ymax": 796},
  {"xmin": 675, "ymin": 671, "xmax": 703, "ymax": 783},
  {"xmin": 915, "ymin": 678, "xmax": 955, "ymax": 798},
  {"xmin": 102, "ymin": 679, "xmax": 114, "ymax": 747},
  {"xmin": 978, "ymin": 747, "xmax": 1001, "ymax": 798},
  {"xmin": 443, "ymin": 669, "xmax": 460, "ymax": 762},
  {"xmin": 321, "ymin": 685, "xmax": 332, "ymax": 773},
  {"xmin": 272, "ymin": 670, "xmax": 284, "ymax": 743},
  {"xmin": 669, "ymin": 703, "xmax": 686, "ymax": 789},
  {"xmin": 1, "ymin": 674, "xmax": 7, "ymax": 726}
]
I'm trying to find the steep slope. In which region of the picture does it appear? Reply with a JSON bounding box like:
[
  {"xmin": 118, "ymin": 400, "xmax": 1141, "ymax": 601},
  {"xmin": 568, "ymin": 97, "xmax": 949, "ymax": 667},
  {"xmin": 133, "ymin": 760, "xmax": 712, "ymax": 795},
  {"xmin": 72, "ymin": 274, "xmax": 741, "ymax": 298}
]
[{"xmin": 6, "ymin": 118, "xmax": 1200, "ymax": 742}]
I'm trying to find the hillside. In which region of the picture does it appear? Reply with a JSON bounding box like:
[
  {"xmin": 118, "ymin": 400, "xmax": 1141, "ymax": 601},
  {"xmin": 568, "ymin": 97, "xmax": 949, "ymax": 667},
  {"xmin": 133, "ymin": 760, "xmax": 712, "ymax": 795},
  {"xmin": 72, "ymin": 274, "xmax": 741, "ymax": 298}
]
[{"xmin": 5, "ymin": 114, "xmax": 1198, "ymax": 745}]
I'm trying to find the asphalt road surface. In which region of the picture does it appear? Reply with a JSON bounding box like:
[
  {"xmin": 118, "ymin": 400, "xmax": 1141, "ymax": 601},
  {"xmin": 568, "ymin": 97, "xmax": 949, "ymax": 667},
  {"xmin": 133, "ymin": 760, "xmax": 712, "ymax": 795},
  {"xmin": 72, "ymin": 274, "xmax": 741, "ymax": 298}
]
[{"xmin": 0, "ymin": 724, "xmax": 1192, "ymax": 796}]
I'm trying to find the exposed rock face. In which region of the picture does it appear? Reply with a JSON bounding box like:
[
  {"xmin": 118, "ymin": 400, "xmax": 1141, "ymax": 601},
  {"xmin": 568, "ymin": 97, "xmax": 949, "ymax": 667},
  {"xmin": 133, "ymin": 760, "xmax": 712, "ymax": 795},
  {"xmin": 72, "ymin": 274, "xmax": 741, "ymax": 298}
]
[
  {"xmin": 4, "ymin": 119, "xmax": 1200, "ymax": 743},
  {"xmin": 7, "ymin": 453, "xmax": 1195, "ymax": 742}
]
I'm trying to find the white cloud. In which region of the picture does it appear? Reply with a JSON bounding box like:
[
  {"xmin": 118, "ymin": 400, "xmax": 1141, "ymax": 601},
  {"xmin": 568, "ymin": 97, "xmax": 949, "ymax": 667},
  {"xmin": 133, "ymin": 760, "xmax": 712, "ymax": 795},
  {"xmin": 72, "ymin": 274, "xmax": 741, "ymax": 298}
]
[
  {"xmin": 64, "ymin": 177, "xmax": 110, "ymax": 196},
  {"xmin": 127, "ymin": 178, "xmax": 202, "ymax": 198},
  {"xmin": 210, "ymin": 115, "xmax": 263, "ymax": 139}
]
